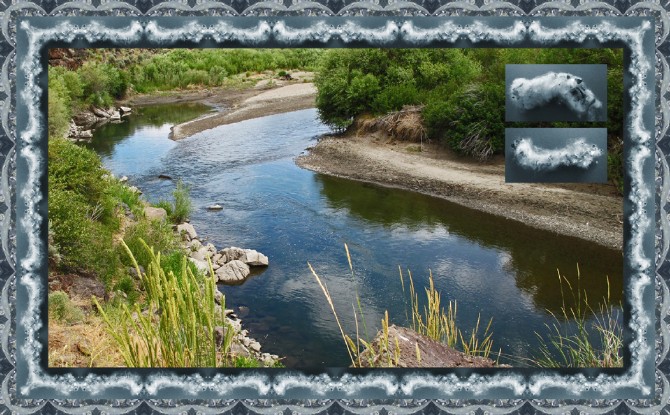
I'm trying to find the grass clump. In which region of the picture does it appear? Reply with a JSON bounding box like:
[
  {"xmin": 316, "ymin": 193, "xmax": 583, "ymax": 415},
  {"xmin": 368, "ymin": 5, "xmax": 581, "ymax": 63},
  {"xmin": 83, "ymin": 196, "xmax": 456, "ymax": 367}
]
[
  {"xmin": 121, "ymin": 219, "xmax": 179, "ymax": 269},
  {"xmin": 95, "ymin": 240, "xmax": 234, "ymax": 367},
  {"xmin": 309, "ymin": 244, "xmax": 496, "ymax": 367},
  {"xmin": 157, "ymin": 180, "xmax": 192, "ymax": 224},
  {"xmin": 533, "ymin": 267, "xmax": 623, "ymax": 368},
  {"xmin": 49, "ymin": 291, "xmax": 85, "ymax": 325},
  {"xmin": 400, "ymin": 268, "xmax": 494, "ymax": 359}
]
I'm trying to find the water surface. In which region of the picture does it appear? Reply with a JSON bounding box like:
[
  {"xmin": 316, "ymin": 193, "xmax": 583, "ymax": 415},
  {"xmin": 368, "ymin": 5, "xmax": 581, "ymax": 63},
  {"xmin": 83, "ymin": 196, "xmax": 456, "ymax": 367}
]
[{"xmin": 90, "ymin": 104, "xmax": 623, "ymax": 367}]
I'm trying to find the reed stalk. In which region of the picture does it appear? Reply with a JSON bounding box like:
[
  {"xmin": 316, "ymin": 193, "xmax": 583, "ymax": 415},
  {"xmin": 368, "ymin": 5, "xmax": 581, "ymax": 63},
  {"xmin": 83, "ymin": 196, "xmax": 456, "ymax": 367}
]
[{"xmin": 94, "ymin": 239, "xmax": 232, "ymax": 367}]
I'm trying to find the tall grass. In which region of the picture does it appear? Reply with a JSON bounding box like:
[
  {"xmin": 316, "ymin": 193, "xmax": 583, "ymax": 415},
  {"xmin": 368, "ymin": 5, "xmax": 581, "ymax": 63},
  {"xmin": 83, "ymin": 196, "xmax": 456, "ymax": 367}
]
[
  {"xmin": 94, "ymin": 239, "xmax": 233, "ymax": 367},
  {"xmin": 533, "ymin": 267, "xmax": 623, "ymax": 368},
  {"xmin": 157, "ymin": 180, "xmax": 192, "ymax": 224},
  {"xmin": 400, "ymin": 268, "xmax": 494, "ymax": 359},
  {"xmin": 309, "ymin": 245, "xmax": 496, "ymax": 367}
]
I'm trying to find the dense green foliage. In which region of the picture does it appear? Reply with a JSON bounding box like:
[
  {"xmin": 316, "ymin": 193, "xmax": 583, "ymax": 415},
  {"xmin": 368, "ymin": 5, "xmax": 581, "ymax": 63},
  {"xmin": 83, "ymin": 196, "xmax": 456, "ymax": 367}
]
[
  {"xmin": 48, "ymin": 49, "xmax": 324, "ymax": 140},
  {"xmin": 48, "ymin": 138, "xmax": 121, "ymax": 284},
  {"xmin": 314, "ymin": 48, "xmax": 624, "ymax": 183},
  {"xmin": 47, "ymin": 138, "xmax": 186, "ymax": 289}
]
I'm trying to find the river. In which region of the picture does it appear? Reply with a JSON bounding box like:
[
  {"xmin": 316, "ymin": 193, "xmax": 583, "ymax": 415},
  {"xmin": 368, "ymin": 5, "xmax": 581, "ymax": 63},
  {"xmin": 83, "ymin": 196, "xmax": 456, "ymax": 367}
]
[{"xmin": 87, "ymin": 103, "xmax": 624, "ymax": 367}]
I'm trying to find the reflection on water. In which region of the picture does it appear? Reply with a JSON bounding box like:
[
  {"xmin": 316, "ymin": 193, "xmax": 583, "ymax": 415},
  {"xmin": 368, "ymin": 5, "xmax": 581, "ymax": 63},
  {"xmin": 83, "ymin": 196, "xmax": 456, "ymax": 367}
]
[{"xmin": 91, "ymin": 105, "xmax": 623, "ymax": 367}]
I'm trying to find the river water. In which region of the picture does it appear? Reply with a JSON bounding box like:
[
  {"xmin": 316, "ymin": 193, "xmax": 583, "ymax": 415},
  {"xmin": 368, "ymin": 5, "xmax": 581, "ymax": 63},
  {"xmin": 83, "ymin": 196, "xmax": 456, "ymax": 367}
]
[{"xmin": 88, "ymin": 103, "xmax": 624, "ymax": 367}]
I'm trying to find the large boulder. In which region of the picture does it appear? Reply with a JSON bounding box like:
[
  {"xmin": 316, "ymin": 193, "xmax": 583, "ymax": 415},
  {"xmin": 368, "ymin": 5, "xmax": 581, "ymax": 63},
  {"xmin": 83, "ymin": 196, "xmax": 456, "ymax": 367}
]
[
  {"xmin": 144, "ymin": 207, "xmax": 167, "ymax": 222},
  {"xmin": 215, "ymin": 260, "xmax": 250, "ymax": 284},
  {"xmin": 110, "ymin": 111, "xmax": 122, "ymax": 120},
  {"xmin": 176, "ymin": 223, "xmax": 198, "ymax": 241}
]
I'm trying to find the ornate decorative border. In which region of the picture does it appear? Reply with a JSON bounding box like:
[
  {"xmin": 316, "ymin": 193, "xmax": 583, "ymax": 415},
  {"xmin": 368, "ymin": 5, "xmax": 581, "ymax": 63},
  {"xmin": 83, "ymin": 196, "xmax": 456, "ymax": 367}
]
[{"xmin": 0, "ymin": 2, "xmax": 666, "ymax": 413}]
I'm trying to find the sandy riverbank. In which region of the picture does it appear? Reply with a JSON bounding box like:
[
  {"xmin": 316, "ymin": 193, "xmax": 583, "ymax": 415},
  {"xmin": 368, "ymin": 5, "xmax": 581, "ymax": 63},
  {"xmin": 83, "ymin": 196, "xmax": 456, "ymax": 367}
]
[
  {"xmin": 296, "ymin": 134, "xmax": 623, "ymax": 251},
  {"xmin": 122, "ymin": 73, "xmax": 318, "ymax": 140},
  {"xmin": 126, "ymin": 80, "xmax": 622, "ymax": 250}
]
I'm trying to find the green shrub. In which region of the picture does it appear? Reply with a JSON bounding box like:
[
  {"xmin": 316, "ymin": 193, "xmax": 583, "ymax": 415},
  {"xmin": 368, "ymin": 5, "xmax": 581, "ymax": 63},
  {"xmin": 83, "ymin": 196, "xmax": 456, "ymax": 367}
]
[
  {"xmin": 424, "ymin": 83, "xmax": 505, "ymax": 161},
  {"xmin": 48, "ymin": 138, "xmax": 108, "ymax": 207},
  {"xmin": 122, "ymin": 220, "xmax": 179, "ymax": 268},
  {"xmin": 49, "ymin": 291, "xmax": 84, "ymax": 324}
]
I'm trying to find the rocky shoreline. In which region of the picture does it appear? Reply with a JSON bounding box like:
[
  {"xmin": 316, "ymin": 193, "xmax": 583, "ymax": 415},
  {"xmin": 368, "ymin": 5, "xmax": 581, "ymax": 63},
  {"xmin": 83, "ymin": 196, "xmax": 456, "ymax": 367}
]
[
  {"xmin": 68, "ymin": 105, "xmax": 134, "ymax": 142},
  {"xmin": 125, "ymin": 183, "xmax": 280, "ymax": 367}
]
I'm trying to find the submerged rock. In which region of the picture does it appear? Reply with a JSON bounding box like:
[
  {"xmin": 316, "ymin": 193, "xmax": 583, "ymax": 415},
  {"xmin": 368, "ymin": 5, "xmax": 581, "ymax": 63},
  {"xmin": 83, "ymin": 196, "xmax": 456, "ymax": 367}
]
[{"xmin": 207, "ymin": 204, "xmax": 223, "ymax": 211}]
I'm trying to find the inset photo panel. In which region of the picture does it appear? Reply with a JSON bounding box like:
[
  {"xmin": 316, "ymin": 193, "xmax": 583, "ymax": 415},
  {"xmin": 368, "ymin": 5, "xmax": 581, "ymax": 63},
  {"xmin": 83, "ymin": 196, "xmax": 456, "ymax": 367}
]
[
  {"xmin": 505, "ymin": 128, "xmax": 608, "ymax": 183},
  {"xmin": 506, "ymin": 64, "xmax": 608, "ymax": 122}
]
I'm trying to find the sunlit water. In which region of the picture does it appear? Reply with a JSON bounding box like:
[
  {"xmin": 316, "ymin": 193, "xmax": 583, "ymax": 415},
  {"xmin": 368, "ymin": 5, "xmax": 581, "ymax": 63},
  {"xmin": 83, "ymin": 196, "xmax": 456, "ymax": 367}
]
[{"xmin": 88, "ymin": 104, "xmax": 624, "ymax": 367}]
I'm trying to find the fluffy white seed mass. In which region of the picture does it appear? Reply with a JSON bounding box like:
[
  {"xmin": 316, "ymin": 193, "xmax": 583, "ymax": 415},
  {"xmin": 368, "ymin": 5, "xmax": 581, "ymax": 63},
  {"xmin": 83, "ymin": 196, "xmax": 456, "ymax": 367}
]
[
  {"xmin": 509, "ymin": 72, "xmax": 603, "ymax": 121},
  {"xmin": 512, "ymin": 137, "xmax": 602, "ymax": 171}
]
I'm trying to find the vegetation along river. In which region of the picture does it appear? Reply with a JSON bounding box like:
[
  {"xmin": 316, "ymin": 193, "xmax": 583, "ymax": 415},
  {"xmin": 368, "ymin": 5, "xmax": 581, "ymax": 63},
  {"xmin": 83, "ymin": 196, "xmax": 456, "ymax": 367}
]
[{"xmin": 87, "ymin": 103, "xmax": 623, "ymax": 367}]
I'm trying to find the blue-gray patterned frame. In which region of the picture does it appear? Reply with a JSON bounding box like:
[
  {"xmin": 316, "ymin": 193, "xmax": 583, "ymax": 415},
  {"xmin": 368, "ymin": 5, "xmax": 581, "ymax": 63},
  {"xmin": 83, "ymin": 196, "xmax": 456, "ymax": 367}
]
[{"xmin": 1, "ymin": 2, "xmax": 667, "ymax": 413}]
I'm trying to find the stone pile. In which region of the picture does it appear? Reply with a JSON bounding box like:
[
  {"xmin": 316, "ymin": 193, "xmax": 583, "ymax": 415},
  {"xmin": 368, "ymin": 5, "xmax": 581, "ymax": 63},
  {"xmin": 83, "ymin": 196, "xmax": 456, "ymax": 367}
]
[
  {"xmin": 67, "ymin": 106, "xmax": 133, "ymax": 142},
  {"xmin": 176, "ymin": 222, "xmax": 269, "ymax": 285}
]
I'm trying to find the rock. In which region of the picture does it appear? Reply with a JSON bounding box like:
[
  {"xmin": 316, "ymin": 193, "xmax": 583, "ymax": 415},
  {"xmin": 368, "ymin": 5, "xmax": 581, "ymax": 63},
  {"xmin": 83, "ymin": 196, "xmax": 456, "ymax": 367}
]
[
  {"xmin": 92, "ymin": 107, "xmax": 110, "ymax": 118},
  {"xmin": 110, "ymin": 111, "xmax": 121, "ymax": 121},
  {"xmin": 144, "ymin": 207, "xmax": 167, "ymax": 222},
  {"xmin": 358, "ymin": 325, "xmax": 501, "ymax": 368},
  {"xmin": 187, "ymin": 239, "xmax": 203, "ymax": 251},
  {"xmin": 119, "ymin": 176, "xmax": 128, "ymax": 183},
  {"xmin": 128, "ymin": 186, "xmax": 142, "ymax": 194},
  {"xmin": 207, "ymin": 204, "xmax": 223, "ymax": 211},
  {"xmin": 205, "ymin": 243, "xmax": 216, "ymax": 254},
  {"xmin": 72, "ymin": 111, "xmax": 98, "ymax": 127},
  {"xmin": 176, "ymin": 223, "xmax": 197, "ymax": 241},
  {"xmin": 188, "ymin": 257, "xmax": 209, "ymax": 273},
  {"xmin": 214, "ymin": 289, "xmax": 224, "ymax": 305},
  {"xmin": 191, "ymin": 247, "xmax": 211, "ymax": 262},
  {"xmin": 220, "ymin": 247, "xmax": 246, "ymax": 263},
  {"xmin": 158, "ymin": 174, "xmax": 172, "ymax": 180},
  {"xmin": 128, "ymin": 265, "xmax": 145, "ymax": 280},
  {"xmin": 249, "ymin": 340, "xmax": 261, "ymax": 353},
  {"xmin": 212, "ymin": 253, "xmax": 223, "ymax": 264},
  {"xmin": 214, "ymin": 326, "xmax": 226, "ymax": 348},
  {"xmin": 215, "ymin": 260, "xmax": 250, "ymax": 284},
  {"xmin": 230, "ymin": 342, "xmax": 250, "ymax": 357},
  {"xmin": 119, "ymin": 106, "xmax": 132, "ymax": 114},
  {"xmin": 78, "ymin": 130, "xmax": 93, "ymax": 138},
  {"xmin": 242, "ymin": 249, "xmax": 269, "ymax": 266}
]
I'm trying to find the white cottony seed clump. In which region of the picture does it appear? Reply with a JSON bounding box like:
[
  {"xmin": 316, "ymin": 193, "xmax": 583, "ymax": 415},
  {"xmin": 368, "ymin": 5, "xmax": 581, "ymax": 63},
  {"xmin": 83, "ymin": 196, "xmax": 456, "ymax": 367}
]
[{"xmin": 509, "ymin": 72, "xmax": 603, "ymax": 121}]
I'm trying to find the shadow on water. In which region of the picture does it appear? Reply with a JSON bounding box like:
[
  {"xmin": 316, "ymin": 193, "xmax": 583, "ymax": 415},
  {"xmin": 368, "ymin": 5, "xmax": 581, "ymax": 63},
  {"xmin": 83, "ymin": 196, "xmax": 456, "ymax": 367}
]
[{"xmin": 315, "ymin": 174, "xmax": 623, "ymax": 316}]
